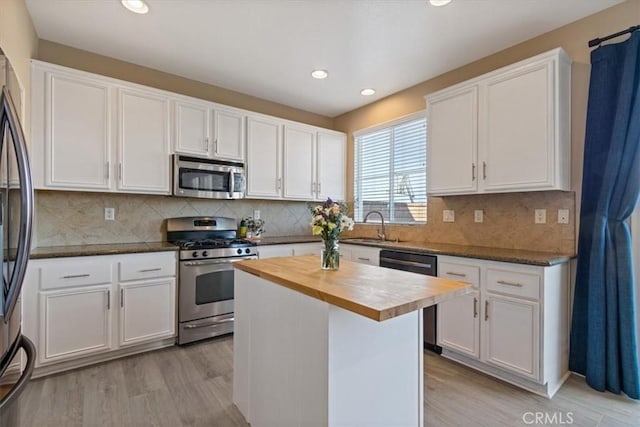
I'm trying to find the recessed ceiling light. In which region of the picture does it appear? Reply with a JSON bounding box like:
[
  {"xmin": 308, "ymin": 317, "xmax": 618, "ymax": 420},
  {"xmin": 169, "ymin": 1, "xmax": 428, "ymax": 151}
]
[
  {"xmin": 311, "ymin": 69, "xmax": 329, "ymax": 79},
  {"xmin": 360, "ymin": 88, "xmax": 376, "ymax": 96},
  {"xmin": 429, "ymin": 0, "xmax": 452, "ymax": 6},
  {"xmin": 121, "ymin": 0, "xmax": 149, "ymax": 14}
]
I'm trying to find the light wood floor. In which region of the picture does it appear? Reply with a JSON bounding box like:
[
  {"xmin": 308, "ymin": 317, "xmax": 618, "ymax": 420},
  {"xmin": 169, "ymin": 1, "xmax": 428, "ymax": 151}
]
[{"xmin": 2, "ymin": 335, "xmax": 639, "ymax": 426}]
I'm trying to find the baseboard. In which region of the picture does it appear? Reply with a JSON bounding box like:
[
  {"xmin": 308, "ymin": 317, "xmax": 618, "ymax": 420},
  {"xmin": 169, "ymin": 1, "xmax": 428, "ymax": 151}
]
[
  {"xmin": 31, "ymin": 338, "xmax": 176, "ymax": 379},
  {"xmin": 441, "ymin": 349, "xmax": 569, "ymax": 398}
]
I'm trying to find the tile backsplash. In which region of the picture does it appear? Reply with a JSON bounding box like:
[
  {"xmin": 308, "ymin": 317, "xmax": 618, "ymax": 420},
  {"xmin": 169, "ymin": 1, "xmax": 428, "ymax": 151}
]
[
  {"xmin": 35, "ymin": 190, "xmax": 313, "ymax": 247},
  {"xmin": 344, "ymin": 191, "xmax": 576, "ymax": 254},
  {"xmin": 35, "ymin": 190, "xmax": 575, "ymax": 254}
]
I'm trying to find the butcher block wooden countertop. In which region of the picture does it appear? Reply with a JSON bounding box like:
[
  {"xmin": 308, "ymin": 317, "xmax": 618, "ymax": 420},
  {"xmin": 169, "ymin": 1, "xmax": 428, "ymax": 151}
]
[{"xmin": 234, "ymin": 255, "xmax": 472, "ymax": 322}]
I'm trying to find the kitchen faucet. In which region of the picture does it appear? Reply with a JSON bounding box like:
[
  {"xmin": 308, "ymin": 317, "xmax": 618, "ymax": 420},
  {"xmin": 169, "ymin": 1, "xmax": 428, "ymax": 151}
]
[{"xmin": 363, "ymin": 210, "xmax": 386, "ymax": 241}]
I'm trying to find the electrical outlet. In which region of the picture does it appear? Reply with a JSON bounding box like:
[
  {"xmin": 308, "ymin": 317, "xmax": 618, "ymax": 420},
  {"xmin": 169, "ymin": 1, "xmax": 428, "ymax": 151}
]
[
  {"xmin": 253, "ymin": 210, "xmax": 261, "ymax": 220},
  {"xmin": 474, "ymin": 210, "xmax": 484, "ymax": 223},
  {"xmin": 104, "ymin": 207, "xmax": 115, "ymax": 221},
  {"xmin": 558, "ymin": 209, "xmax": 569, "ymax": 224},
  {"xmin": 443, "ymin": 210, "xmax": 455, "ymax": 223},
  {"xmin": 534, "ymin": 209, "xmax": 546, "ymax": 224}
]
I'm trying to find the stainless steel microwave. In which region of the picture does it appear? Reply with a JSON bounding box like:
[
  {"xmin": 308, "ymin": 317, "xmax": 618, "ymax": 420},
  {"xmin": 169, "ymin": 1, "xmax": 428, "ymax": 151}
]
[{"xmin": 173, "ymin": 155, "xmax": 246, "ymax": 199}]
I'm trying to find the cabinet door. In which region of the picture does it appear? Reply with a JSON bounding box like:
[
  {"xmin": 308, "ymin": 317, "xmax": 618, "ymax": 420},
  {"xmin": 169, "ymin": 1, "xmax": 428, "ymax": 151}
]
[
  {"xmin": 258, "ymin": 245, "xmax": 294, "ymax": 259},
  {"xmin": 437, "ymin": 261, "xmax": 481, "ymax": 358},
  {"xmin": 283, "ymin": 125, "xmax": 315, "ymax": 200},
  {"xmin": 246, "ymin": 116, "xmax": 282, "ymax": 198},
  {"xmin": 427, "ymin": 85, "xmax": 478, "ymax": 195},
  {"xmin": 119, "ymin": 279, "xmax": 176, "ymax": 347},
  {"xmin": 117, "ymin": 88, "xmax": 171, "ymax": 194},
  {"xmin": 483, "ymin": 293, "xmax": 540, "ymax": 380},
  {"xmin": 38, "ymin": 285, "xmax": 113, "ymax": 364},
  {"xmin": 214, "ymin": 108, "xmax": 245, "ymax": 161},
  {"xmin": 437, "ymin": 290, "xmax": 480, "ymax": 358},
  {"xmin": 316, "ymin": 131, "xmax": 346, "ymax": 201},
  {"xmin": 481, "ymin": 60, "xmax": 554, "ymax": 191},
  {"xmin": 174, "ymin": 98, "xmax": 211, "ymax": 156},
  {"xmin": 291, "ymin": 243, "xmax": 322, "ymax": 256},
  {"xmin": 350, "ymin": 246, "xmax": 380, "ymax": 266},
  {"xmin": 45, "ymin": 72, "xmax": 111, "ymax": 190}
]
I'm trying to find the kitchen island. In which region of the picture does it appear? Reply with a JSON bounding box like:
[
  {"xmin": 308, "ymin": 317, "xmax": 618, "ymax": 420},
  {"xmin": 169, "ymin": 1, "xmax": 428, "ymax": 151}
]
[{"xmin": 233, "ymin": 255, "xmax": 471, "ymax": 427}]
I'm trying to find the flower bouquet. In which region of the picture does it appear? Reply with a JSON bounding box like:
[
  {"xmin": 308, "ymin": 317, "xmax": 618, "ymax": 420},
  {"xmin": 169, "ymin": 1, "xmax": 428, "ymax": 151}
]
[{"xmin": 310, "ymin": 198, "xmax": 354, "ymax": 270}]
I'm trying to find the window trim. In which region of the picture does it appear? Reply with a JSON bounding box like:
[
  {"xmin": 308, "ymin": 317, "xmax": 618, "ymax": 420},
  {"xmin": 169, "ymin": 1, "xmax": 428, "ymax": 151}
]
[{"xmin": 353, "ymin": 110, "xmax": 427, "ymax": 224}]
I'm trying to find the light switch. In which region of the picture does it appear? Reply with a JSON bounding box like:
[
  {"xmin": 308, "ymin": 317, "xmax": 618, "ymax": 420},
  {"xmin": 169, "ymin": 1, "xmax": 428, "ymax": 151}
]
[
  {"xmin": 534, "ymin": 209, "xmax": 546, "ymax": 224},
  {"xmin": 443, "ymin": 210, "xmax": 455, "ymax": 223},
  {"xmin": 474, "ymin": 210, "xmax": 484, "ymax": 223}
]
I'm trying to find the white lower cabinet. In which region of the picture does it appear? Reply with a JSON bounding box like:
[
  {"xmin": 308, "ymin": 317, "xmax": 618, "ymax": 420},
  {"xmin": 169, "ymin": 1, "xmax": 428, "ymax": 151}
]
[
  {"xmin": 341, "ymin": 244, "xmax": 380, "ymax": 266},
  {"xmin": 23, "ymin": 251, "xmax": 177, "ymax": 373},
  {"xmin": 39, "ymin": 285, "xmax": 113, "ymax": 364},
  {"xmin": 119, "ymin": 278, "xmax": 175, "ymax": 347},
  {"xmin": 436, "ymin": 255, "xmax": 568, "ymax": 397}
]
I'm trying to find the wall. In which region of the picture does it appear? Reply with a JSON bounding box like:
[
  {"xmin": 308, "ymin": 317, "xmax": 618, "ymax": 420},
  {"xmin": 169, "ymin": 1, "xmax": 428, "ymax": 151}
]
[
  {"xmin": 335, "ymin": 0, "xmax": 640, "ymax": 254},
  {"xmin": 37, "ymin": 40, "xmax": 333, "ymax": 129},
  {"xmin": 35, "ymin": 190, "xmax": 312, "ymax": 247},
  {"xmin": 0, "ymin": 0, "xmax": 38, "ymax": 138}
]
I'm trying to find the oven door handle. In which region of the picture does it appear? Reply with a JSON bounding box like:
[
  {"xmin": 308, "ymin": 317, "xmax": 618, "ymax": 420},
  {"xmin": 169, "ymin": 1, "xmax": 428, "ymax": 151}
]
[
  {"xmin": 182, "ymin": 257, "xmax": 256, "ymax": 267},
  {"xmin": 184, "ymin": 317, "xmax": 235, "ymax": 329}
]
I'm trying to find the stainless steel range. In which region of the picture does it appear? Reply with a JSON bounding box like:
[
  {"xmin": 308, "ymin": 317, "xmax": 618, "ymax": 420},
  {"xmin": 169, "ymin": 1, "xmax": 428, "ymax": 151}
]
[{"xmin": 166, "ymin": 217, "xmax": 257, "ymax": 345}]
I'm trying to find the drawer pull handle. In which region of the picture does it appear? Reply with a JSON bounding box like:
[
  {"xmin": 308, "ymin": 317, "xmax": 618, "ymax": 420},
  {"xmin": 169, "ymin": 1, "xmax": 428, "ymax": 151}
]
[
  {"xmin": 497, "ymin": 280, "xmax": 523, "ymax": 287},
  {"xmin": 139, "ymin": 268, "xmax": 162, "ymax": 273},
  {"xmin": 485, "ymin": 300, "xmax": 489, "ymax": 321},
  {"xmin": 62, "ymin": 274, "xmax": 90, "ymax": 279},
  {"xmin": 446, "ymin": 271, "xmax": 467, "ymax": 277},
  {"xmin": 357, "ymin": 257, "xmax": 371, "ymax": 261},
  {"xmin": 473, "ymin": 297, "xmax": 478, "ymax": 318}
]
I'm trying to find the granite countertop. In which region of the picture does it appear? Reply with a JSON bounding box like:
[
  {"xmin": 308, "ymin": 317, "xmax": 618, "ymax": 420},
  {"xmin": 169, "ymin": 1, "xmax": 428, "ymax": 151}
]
[
  {"xmin": 27, "ymin": 236, "xmax": 574, "ymax": 266},
  {"xmin": 29, "ymin": 242, "xmax": 178, "ymax": 259},
  {"xmin": 255, "ymin": 235, "xmax": 573, "ymax": 266},
  {"xmin": 235, "ymin": 255, "xmax": 472, "ymax": 321}
]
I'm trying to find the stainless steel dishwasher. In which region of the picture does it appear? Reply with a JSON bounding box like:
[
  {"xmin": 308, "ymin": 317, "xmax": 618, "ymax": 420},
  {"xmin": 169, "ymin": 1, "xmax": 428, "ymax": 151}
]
[{"xmin": 379, "ymin": 249, "xmax": 441, "ymax": 354}]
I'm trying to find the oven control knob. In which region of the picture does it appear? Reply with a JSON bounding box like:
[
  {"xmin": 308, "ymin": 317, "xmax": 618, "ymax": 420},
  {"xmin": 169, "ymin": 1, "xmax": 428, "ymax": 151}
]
[
  {"xmin": 202, "ymin": 251, "xmax": 208, "ymax": 257},
  {"xmin": 192, "ymin": 251, "xmax": 198, "ymax": 258},
  {"xmin": 237, "ymin": 248, "xmax": 243, "ymax": 255},
  {"xmin": 245, "ymin": 248, "xmax": 251, "ymax": 254}
]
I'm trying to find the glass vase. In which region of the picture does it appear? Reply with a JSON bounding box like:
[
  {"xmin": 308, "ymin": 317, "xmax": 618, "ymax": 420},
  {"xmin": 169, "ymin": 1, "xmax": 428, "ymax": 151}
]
[{"xmin": 321, "ymin": 239, "xmax": 340, "ymax": 270}]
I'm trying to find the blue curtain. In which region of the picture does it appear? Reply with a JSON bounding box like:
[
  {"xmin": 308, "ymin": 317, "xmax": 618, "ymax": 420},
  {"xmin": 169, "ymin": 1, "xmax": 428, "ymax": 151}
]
[{"xmin": 570, "ymin": 31, "xmax": 640, "ymax": 399}]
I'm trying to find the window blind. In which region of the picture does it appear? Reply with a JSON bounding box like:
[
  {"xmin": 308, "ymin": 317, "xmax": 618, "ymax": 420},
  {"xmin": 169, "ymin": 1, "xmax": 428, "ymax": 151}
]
[{"xmin": 354, "ymin": 115, "xmax": 427, "ymax": 224}]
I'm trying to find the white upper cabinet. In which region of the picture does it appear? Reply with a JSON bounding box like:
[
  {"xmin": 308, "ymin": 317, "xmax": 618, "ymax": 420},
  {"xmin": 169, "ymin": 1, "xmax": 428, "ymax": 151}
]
[
  {"xmin": 33, "ymin": 68, "xmax": 112, "ymax": 190},
  {"xmin": 174, "ymin": 98, "xmax": 211, "ymax": 157},
  {"xmin": 427, "ymin": 86, "xmax": 478, "ymax": 194},
  {"xmin": 213, "ymin": 108, "xmax": 245, "ymax": 161},
  {"xmin": 316, "ymin": 131, "xmax": 346, "ymax": 201},
  {"xmin": 283, "ymin": 124, "xmax": 316, "ymax": 200},
  {"xmin": 31, "ymin": 60, "xmax": 171, "ymax": 195},
  {"xmin": 117, "ymin": 88, "xmax": 171, "ymax": 194},
  {"xmin": 174, "ymin": 99, "xmax": 245, "ymax": 161},
  {"xmin": 426, "ymin": 48, "xmax": 571, "ymax": 196},
  {"xmin": 246, "ymin": 115, "xmax": 282, "ymax": 198},
  {"xmin": 31, "ymin": 60, "xmax": 345, "ymax": 200}
]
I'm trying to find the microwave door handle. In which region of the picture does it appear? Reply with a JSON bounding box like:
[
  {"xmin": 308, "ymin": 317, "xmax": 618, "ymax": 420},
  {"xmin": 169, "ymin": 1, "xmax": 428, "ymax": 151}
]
[{"xmin": 228, "ymin": 170, "xmax": 235, "ymax": 198}]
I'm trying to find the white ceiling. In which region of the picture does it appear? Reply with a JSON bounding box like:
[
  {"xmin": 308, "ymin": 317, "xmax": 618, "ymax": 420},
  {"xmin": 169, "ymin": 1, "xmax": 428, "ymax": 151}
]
[{"xmin": 25, "ymin": 0, "xmax": 623, "ymax": 117}]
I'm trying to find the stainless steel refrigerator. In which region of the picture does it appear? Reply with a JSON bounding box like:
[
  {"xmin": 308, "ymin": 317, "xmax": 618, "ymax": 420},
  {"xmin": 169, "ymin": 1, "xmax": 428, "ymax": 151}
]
[{"xmin": 0, "ymin": 67, "xmax": 35, "ymax": 411}]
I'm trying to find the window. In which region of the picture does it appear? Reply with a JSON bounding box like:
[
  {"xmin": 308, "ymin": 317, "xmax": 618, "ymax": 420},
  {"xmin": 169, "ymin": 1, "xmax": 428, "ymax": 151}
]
[{"xmin": 354, "ymin": 111, "xmax": 427, "ymax": 224}]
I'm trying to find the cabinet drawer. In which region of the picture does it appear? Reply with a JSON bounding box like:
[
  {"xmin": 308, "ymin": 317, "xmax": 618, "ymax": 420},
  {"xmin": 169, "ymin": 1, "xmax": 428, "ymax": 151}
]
[
  {"xmin": 486, "ymin": 268, "xmax": 540, "ymax": 300},
  {"xmin": 41, "ymin": 260, "xmax": 112, "ymax": 290},
  {"xmin": 439, "ymin": 262, "xmax": 480, "ymax": 288},
  {"xmin": 119, "ymin": 252, "xmax": 176, "ymax": 281}
]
